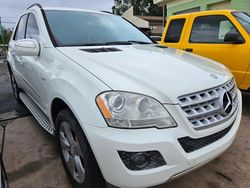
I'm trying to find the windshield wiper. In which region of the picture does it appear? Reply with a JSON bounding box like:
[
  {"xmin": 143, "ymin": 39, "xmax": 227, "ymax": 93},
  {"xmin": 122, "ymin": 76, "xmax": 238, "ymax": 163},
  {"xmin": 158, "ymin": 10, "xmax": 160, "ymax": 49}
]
[
  {"xmin": 66, "ymin": 41, "xmax": 152, "ymax": 47},
  {"xmin": 105, "ymin": 41, "xmax": 152, "ymax": 45},
  {"xmin": 127, "ymin": 40, "xmax": 152, "ymax": 44},
  {"xmin": 103, "ymin": 41, "xmax": 133, "ymax": 45},
  {"xmin": 77, "ymin": 41, "xmax": 133, "ymax": 46}
]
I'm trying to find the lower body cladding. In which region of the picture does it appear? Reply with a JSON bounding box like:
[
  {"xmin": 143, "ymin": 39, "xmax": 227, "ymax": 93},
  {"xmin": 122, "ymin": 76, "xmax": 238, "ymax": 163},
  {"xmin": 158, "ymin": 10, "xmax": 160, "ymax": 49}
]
[{"xmin": 84, "ymin": 91, "xmax": 242, "ymax": 188}]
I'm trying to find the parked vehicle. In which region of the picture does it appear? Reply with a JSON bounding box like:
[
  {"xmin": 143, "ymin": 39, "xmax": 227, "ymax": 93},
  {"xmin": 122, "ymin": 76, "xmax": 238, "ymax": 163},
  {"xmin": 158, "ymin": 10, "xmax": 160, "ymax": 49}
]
[
  {"xmin": 7, "ymin": 4, "xmax": 242, "ymax": 188},
  {"xmin": 161, "ymin": 10, "xmax": 250, "ymax": 91}
]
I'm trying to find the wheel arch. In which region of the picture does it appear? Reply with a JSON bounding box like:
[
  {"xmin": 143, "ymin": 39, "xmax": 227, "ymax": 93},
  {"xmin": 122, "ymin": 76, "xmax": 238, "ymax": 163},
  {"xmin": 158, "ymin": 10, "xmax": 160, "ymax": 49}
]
[{"xmin": 51, "ymin": 98, "xmax": 70, "ymax": 128}]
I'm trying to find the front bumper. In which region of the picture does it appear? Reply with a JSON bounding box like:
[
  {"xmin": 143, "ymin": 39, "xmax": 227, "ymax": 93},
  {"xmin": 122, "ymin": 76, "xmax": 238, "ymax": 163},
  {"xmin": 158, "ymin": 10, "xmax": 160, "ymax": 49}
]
[{"xmin": 85, "ymin": 90, "xmax": 242, "ymax": 188}]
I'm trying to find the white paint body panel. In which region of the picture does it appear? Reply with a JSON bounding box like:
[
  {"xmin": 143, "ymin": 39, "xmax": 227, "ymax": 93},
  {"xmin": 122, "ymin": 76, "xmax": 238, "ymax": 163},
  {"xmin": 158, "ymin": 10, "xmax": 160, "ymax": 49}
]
[
  {"xmin": 7, "ymin": 6, "xmax": 242, "ymax": 188},
  {"xmin": 58, "ymin": 45, "xmax": 232, "ymax": 104}
]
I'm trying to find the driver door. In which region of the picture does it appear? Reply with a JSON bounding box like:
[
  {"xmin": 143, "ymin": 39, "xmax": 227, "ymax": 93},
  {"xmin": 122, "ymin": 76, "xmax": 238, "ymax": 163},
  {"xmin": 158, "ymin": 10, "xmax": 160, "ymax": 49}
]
[{"xmin": 20, "ymin": 13, "xmax": 46, "ymax": 110}]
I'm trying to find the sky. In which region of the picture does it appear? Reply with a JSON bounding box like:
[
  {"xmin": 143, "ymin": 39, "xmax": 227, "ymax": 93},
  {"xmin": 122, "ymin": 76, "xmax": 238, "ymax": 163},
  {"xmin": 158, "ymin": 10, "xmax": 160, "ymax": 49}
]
[{"xmin": 0, "ymin": 0, "xmax": 114, "ymax": 28}]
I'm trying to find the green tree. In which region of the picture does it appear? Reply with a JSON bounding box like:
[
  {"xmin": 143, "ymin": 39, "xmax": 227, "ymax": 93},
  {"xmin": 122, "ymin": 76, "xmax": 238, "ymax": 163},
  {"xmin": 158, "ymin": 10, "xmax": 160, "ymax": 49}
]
[
  {"xmin": 112, "ymin": 0, "xmax": 162, "ymax": 16},
  {"xmin": 112, "ymin": 0, "xmax": 131, "ymax": 15},
  {"xmin": 0, "ymin": 28, "xmax": 11, "ymax": 45}
]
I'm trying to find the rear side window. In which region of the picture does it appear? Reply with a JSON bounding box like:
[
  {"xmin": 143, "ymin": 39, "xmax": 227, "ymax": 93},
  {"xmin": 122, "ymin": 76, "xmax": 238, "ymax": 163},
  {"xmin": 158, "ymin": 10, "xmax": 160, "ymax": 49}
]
[
  {"xmin": 232, "ymin": 12, "xmax": 250, "ymax": 35},
  {"xmin": 190, "ymin": 15, "xmax": 240, "ymax": 43},
  {"xmin": 164, "ymin": 19, "xmax": 185, "ymax": 43},
  {"xmin": 26, "ymin": 13, "xmax": 39, "ymax": 40},
  {"xmin": 14, "ymin": 14, "xmax": 28, "ymax": 40}
]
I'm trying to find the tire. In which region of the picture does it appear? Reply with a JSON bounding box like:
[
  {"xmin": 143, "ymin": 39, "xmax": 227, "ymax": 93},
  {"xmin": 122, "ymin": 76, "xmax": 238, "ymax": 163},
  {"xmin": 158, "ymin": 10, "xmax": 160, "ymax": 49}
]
[
  {"xmin": 8, "ymin": 67, "xmax": 22, "ymax": 104},
  {"xmin": 56, "ymin": 109, "xmax": 106, "ymax": 188}
]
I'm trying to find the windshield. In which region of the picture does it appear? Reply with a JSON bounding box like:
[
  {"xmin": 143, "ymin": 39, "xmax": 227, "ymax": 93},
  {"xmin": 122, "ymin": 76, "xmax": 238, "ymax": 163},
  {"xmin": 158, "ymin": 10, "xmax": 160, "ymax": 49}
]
[
  {"xmin": 44, "ymin": 10, "xmax": 153, "ymax": 47},
  {"xmin": 232, "ymin": 11, "xmax": 250, "ymax": 35}
]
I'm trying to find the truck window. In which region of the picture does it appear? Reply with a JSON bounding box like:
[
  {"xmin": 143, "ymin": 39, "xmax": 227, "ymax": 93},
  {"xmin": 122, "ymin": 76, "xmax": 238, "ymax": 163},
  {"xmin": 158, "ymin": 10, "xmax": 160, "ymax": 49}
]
[
  {"xmin": 164, "ymin": 19, "xmax": 185, "ymax": 43},
  {"xmin": 190, "ymin": 15, "xmax": 240, "ymax": 43},
  {"xmin": 232, "ymin": 12, "xmax": 250, "ymax": 35}
]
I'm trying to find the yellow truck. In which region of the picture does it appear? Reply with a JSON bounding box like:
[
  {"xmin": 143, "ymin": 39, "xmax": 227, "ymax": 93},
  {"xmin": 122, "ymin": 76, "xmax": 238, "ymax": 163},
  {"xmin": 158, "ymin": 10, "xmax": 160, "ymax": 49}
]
[{"xmin": 161, "ymin": 10, "xmax": 250, "ymax": 91}]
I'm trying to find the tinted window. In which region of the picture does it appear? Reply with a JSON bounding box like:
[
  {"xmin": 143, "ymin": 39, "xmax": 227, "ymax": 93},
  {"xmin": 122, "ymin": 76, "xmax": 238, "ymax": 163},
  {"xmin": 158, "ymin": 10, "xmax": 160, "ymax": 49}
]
[
  {"xmin": 232, "ymin": 12, "xmax": 250, "ymax": 35},
  {"xmin": 165, "ymin": 19, "xmax": 185, "ymax": 43},
  {"xmin": 14, "ymin": 14, "xmax": 28, "ymax": 40},
  {"xmin": 45, "ymin": 10, "xmax": 152, "ymax": 46},
  {"xmin": 26, "ymin": 13, "xmax": 39, "ymax": 40},
  {"xmin": 190, "ymin": 15, "xmax": 240, "ymax": 43}
]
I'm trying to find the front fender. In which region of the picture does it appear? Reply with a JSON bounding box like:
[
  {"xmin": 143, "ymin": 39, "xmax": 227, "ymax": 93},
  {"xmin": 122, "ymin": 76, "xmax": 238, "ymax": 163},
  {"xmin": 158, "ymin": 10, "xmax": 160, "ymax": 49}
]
[{"xmin": 48, "ymin": 77, "xmax": 110, "ymax": 131}]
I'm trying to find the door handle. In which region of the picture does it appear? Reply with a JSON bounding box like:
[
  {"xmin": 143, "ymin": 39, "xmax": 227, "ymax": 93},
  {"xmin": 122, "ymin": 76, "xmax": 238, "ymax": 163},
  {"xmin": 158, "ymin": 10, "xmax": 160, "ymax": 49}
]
[{"xmin": 183, "ymin": 48, "xmax": 193, "ymax": 52}]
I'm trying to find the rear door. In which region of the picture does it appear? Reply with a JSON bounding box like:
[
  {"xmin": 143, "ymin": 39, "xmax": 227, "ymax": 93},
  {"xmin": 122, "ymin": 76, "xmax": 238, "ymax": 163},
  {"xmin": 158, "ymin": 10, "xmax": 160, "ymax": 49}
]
[
  {"xmin": 181, "ymin": 12, "xmax": 250, "ymax": 87},
  {"xmin": 161, "ymin": 15, "xmax": 190, "ymax": 49}
]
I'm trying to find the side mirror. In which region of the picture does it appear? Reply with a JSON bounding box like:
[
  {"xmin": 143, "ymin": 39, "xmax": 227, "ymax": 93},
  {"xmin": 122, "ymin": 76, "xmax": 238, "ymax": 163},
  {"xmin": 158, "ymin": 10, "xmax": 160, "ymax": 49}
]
[
  {"xmin": 224, "ymin": 32, "xmax": 244, "ymax": 44},
  {"xmin": 14, "ymin": 39, "xmax": 40, "ymax": 56},
  {"xmin": 150, "ymin": 36, "xmax": 162, "ymax": 43}
]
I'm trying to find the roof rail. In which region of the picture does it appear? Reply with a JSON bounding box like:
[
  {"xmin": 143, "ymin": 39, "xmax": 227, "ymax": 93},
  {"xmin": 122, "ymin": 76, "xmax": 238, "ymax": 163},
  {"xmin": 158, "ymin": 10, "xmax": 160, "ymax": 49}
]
[{"xmin": 26, "ymin": 3, "xmax": 42, "ymax": 10}]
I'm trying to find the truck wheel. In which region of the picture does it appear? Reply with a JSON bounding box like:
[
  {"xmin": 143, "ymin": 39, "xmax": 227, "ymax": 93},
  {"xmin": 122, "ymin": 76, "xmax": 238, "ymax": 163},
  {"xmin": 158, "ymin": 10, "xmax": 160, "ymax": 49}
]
[
  {"xmin": 56, "ymin": 109, "xmax": 106, "ymax": 188},
  {"xmin": 9, "ymin": 69, "xmax": 22, "ymax": 104}
]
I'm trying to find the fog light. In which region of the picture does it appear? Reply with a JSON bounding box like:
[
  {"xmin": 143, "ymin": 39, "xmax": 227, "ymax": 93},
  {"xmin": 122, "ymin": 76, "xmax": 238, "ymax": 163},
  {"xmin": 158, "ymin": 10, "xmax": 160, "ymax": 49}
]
[
  {"xmin": 118, "ymin": 151, "xmax": 166, "ymax": 171},
  {"xmin": 131, "ymin": 153, "xmax": 149, "ymax": 168}
]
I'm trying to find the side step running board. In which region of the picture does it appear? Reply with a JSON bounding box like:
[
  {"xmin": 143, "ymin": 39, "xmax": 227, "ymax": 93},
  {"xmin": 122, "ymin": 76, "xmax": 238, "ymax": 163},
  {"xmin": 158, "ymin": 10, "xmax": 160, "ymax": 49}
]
[{"xmin": 19, "ymin": 92, "xmax": 55, "ymax": 135}]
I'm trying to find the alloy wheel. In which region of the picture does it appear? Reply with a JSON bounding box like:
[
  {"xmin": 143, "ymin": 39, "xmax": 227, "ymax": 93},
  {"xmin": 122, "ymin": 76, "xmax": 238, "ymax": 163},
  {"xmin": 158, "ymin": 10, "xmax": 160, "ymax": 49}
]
[{"xmin": 59, "ymin": 121, "xmax": 85, "ymax": 183}]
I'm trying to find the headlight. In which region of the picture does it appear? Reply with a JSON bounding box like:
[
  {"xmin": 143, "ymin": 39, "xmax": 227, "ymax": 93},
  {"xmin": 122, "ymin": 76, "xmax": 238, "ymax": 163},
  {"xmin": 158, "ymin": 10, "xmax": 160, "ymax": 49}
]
[{"xmin": 96, "ymin": 91, "xmax": 176, "ymax": 129}]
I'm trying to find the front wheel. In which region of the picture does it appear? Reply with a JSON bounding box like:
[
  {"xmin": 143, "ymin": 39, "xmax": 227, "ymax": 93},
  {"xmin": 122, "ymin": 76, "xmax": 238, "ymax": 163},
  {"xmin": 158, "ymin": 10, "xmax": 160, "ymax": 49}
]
[{"xmin": 56, "ymin": 109, "xmax": 106, "ymax": 188}]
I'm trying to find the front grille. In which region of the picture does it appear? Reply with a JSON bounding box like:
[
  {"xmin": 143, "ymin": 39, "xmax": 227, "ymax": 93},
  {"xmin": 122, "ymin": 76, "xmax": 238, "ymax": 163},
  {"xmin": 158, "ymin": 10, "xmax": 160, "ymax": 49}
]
[
  {"xmin": 178, "ymin": 78, "xmax": 238, "ymax": 130},
  {"xmin": 178, "ymin": 122, "xmax": 233, "ymax": 153}
]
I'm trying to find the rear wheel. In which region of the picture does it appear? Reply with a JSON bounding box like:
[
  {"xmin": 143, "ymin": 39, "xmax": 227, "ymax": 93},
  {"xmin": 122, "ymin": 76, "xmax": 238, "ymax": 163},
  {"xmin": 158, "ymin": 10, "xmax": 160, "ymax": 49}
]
[
  {"xmin": 9, "ymin": 68, "xmax": 22, "ymax": 104},
  {"xmin": 56, "ymin": 109, "xmax": 106, "ymax": 188}
]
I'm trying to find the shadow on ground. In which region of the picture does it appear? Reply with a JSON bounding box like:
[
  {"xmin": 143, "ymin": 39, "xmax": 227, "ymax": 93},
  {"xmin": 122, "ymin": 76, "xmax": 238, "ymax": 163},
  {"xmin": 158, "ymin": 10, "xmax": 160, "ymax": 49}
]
[{"xmin": 0, "ymin": 63, "xmax": 30, "ymax": 121}]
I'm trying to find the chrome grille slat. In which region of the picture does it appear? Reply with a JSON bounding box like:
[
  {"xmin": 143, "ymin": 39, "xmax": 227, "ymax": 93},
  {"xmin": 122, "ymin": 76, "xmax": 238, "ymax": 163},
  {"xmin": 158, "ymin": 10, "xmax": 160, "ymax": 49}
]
[
  {"xmin": 185, "ymin": 106, "xmax": 221, "ymax": 120},
  {"xmin": 180, "ymin": 95, "xmax": 220, "ymax": 108},
  {"xmin": 178, "ymin": 78, "xmax": 238, "ymax": 130}
]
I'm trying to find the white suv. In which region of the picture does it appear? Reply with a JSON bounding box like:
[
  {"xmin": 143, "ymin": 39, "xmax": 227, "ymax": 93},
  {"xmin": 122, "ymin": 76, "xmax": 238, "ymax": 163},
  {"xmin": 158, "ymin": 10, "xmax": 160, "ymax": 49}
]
[{"xmin": 7, "ymin": 4, "xmax": 242, "ymax": 188}]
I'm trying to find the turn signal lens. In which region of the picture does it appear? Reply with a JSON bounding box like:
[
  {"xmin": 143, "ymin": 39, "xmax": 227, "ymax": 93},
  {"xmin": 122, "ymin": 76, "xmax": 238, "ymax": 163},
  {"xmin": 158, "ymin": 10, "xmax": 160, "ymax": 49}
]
[{"xmin": 96, "ymin": 96, "xmax": 112, "ymax": 119}]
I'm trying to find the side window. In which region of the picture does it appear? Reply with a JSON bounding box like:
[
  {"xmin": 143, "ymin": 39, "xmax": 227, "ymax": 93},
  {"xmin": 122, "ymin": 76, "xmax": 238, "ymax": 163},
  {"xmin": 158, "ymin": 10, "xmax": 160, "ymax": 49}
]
[
  {"xmin": 165, "ymin": 19, "xmax": 185, "ymax": 43},
  {"xmin": 26, "ymin": 13, "xmax": 40, "ymax": 40},
  {"xmin": 190, "ymin": 15, "xmax": 240, "ymax": 43},
  {"xmin": 14, "ymin": 14, "xmax": 28, "ymax": 40}
]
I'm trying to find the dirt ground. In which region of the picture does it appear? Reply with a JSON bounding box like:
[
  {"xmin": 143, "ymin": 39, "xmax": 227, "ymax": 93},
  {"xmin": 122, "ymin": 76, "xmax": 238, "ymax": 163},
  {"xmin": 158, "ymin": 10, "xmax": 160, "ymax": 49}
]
[{"xmin": 0, "ymin": 62, "xmax": 250, "ymax": 188}]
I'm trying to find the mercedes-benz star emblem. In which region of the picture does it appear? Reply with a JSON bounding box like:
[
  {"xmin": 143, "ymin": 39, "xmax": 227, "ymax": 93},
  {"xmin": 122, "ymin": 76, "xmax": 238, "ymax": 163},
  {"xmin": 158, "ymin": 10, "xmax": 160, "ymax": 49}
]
[
  {"xmin": 210, "ymin": 74, "xmax": 218, "ymax": 79},
  {"xmin": 220, "ymin": 91, "xmax": 233, "ymax": 116}
]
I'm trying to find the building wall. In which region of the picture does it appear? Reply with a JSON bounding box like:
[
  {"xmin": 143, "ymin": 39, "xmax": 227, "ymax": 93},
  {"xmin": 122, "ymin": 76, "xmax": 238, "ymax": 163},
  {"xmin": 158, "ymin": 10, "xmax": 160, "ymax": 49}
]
[
  {"xmin": 231, "ymin": 0, "xmax": 250, "ymax": 13},
  {"xmin": 122, "ymin": 6, "xmax": 149, "ymax": 29},
  {"xmin": 207, "ymin": 1, "xmax": 231, "ymax": 10},
  {"xmin": 167, "ymin": 0, "xmax": 250, "ymax": 17}
]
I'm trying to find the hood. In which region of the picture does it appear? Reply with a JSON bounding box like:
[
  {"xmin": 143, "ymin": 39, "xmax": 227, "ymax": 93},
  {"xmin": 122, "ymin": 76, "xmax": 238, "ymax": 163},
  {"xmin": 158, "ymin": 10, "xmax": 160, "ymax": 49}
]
[{"xmin": 57, "ymin": 44, "xmax": 233, "ymax": 104}]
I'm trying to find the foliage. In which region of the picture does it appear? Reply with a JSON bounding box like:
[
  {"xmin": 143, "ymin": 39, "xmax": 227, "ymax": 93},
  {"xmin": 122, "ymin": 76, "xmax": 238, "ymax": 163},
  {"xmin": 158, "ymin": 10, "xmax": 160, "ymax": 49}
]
[
  {"xmin": 0, "ymin": 28, "xmax": 12, "ymax": 45},
  {"xmin": 112, "ymin": 0, "xmax": 162, "ymax": 16}
]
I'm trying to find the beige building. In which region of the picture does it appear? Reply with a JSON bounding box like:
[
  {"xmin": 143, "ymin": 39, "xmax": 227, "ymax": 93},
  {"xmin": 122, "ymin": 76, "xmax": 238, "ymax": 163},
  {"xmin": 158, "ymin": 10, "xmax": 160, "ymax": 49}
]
[
  {"xmin": 122, "ymin": 7, "xmax": 150, "ymax": 30},
  {"xmin": 122, "ymin": 6, "xmax": 164, "ymax": 35}
]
